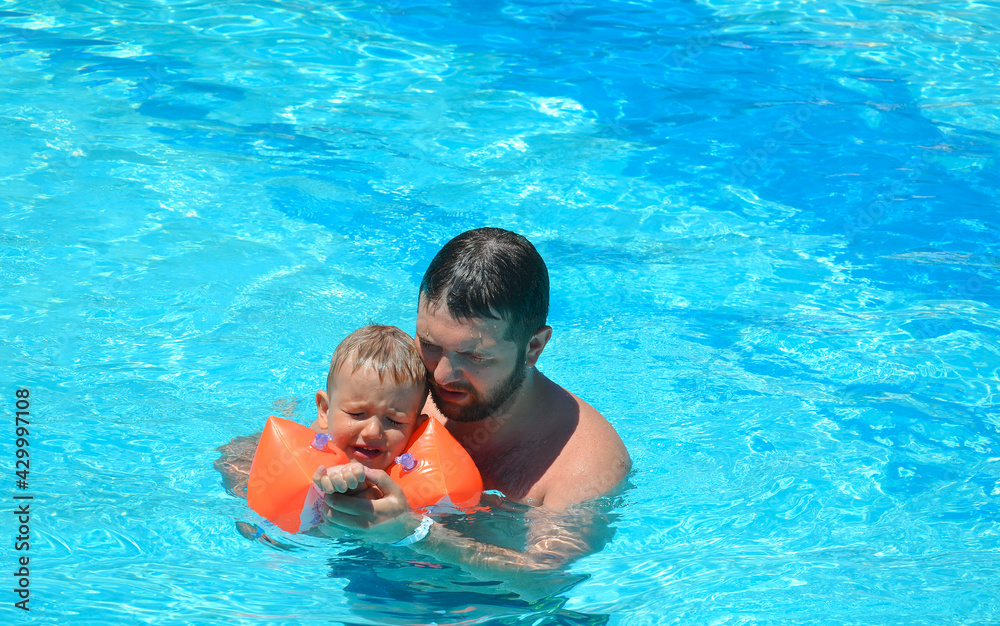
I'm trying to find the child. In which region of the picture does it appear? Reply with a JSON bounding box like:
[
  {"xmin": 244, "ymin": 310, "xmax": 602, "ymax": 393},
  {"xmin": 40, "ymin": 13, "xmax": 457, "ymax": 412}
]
[{"xmin": 310, "ymin": 324, "xmax": 428, "ymax": 498}]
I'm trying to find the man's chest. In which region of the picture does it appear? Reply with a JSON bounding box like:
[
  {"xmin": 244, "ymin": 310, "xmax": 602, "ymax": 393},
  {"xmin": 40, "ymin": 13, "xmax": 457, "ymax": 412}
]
[{"xmin": 472, "ymin": 441, "xmax": 564, "ymax": 507}]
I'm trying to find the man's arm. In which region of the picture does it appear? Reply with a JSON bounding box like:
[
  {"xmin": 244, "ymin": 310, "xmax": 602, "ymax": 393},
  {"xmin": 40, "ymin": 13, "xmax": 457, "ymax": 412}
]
[
  {"xmin": 413, "ymin": 506, "xmax": 605, "ymax": 572},
  {"xmin": 421, "ymin": 445, "xmax": 631, "ymax": 572},
  {"xmin": 535, "ymin": 436, "xmax": 632, "ymax": 510},
  {"xmin": 319, "ymin": 464, "xmax": 629, "ymax": 572},
  {"xmin": 521, "ymin": 393, "xmax": 632, "ymax": 510},
  {"xmin": 323, "ymin": 491, "xmax": 610, "ymax": 572},
  {"xmin": 213, "ymin": 432, "xmax": 262, "ymax": 498}
]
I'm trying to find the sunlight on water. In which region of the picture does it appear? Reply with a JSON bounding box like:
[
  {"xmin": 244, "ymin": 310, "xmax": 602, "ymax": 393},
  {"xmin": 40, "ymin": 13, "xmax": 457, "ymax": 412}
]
[{"xmin": 1, "ymin": 0, "xmax": 999, "ymax": 623}]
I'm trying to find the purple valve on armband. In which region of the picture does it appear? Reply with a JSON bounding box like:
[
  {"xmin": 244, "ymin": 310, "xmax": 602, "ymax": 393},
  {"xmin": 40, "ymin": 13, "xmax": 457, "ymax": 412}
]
[
  {"xmin": 395, "ymin": 452, "xmax": 417, "ymax": 472},
  {"xmin": 312, "ymin": 433, "xmax": 333, "ymax": 451}
]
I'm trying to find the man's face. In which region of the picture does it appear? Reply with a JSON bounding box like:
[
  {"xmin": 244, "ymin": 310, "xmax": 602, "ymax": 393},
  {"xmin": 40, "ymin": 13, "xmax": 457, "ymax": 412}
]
[{"xmin": 415, "ymin": 297, "xmax": 527, "ymax": 423}]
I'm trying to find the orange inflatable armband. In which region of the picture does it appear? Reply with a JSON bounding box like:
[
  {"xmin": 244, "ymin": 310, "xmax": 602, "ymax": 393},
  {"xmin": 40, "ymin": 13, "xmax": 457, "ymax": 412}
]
[
  {"xmin": 247, "ymin": 415, "xmax": 482, "ymax": 533},
  {"xmin": 389, "ymin": 415, "xmax": 482, "ymax": 511},
  {"xmin": 247, "ymin": 416, "xmax": 349, "ymax": 533}
]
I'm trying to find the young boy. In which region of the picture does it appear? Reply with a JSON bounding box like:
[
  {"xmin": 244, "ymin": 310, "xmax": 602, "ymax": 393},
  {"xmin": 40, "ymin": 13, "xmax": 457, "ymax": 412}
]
[
  {"xmin": 310, "ymin": 324, "xmax": 428, "ymax": 496},
  {"xmin": 213, "ymin": 325, "xmax": 427, "ymax": 503}
]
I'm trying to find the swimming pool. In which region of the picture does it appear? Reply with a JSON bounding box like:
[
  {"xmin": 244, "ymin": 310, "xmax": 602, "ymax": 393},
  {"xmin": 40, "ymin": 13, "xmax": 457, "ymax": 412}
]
[{"xmin": 2, "ymin": 0, "xmax": 999, "ymax": 623}]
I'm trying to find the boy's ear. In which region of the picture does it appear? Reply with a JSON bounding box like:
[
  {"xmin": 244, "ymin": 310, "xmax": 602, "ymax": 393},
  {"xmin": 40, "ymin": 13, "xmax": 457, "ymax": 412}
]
[{"xmin": 315, "ymin": 390, "xmax": 330, "ymax": 430}]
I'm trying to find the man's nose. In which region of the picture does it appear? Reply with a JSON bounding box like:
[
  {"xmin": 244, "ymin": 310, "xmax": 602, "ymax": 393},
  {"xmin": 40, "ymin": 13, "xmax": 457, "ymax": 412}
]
[{"xmin": 434, "ymin": 355, "xmax": 461, "ymax": 386}]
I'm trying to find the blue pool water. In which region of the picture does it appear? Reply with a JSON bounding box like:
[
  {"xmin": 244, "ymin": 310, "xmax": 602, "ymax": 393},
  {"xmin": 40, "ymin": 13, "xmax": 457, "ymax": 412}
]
[{"xmin": 2, "ymin": 0, "xmax": 1000, "ymax": 623}]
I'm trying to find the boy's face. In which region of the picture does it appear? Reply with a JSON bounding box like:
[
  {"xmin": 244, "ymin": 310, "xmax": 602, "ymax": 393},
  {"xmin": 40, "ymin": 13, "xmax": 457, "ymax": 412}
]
[{"xmin": 314, "ymin": 364, "xmax": 424, "ymax": 470}]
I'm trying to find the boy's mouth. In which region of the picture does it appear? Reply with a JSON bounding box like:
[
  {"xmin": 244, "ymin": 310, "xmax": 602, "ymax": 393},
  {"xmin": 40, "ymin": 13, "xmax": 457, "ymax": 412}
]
[{"xmin": 350, "ymin": 445, "xmax": 383, "ymax": 460}]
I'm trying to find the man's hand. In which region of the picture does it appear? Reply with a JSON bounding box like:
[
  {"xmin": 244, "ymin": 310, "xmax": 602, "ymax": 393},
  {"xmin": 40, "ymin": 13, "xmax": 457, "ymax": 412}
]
[{"xmin": 316, "ymin": 467, "xmax": 417, "ymax": 541}]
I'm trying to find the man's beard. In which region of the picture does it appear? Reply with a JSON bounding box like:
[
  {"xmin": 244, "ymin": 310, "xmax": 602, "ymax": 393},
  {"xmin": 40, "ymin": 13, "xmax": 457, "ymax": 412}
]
[{"xmin": 429, "ymin": 353, "xmax": 527, "ymax": 424}]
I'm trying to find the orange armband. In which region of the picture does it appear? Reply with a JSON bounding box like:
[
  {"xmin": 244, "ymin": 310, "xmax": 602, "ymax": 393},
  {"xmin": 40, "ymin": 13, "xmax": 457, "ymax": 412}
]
[{"xmin": 246, "ymin": 415, "xmax": 482, "ymax": 533}]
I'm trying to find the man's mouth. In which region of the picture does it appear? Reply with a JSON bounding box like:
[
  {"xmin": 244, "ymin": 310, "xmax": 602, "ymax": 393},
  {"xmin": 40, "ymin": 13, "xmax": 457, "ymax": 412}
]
[{"xmin": 435, "ymin": 385, "xmax": 469, "ymax": 403}]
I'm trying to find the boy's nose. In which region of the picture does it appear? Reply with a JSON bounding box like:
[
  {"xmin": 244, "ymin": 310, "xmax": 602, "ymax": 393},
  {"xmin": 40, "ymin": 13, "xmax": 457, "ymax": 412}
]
[{"xmin": 360, "ymin": 417, "xmax": 383, "ymax": 439}]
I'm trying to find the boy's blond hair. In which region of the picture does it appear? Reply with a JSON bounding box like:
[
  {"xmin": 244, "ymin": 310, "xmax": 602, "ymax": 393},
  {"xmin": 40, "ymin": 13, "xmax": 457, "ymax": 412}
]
[{"xmin": 327, "ymin": 325, "xmax": 428, "ymax": 397}]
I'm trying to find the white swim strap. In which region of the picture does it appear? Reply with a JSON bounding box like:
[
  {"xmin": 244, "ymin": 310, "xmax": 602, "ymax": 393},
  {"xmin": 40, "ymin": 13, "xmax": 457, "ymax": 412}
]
[{"xmin": 394, "ymin": 515, "xmax": 434, "ymax": 546}]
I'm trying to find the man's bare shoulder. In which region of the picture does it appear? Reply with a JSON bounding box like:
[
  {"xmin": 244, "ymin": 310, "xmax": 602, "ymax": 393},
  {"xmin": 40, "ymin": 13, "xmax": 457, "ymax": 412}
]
[{"xmin": 538, "ymin": 391, "xmax": 631, "ymax": 509}]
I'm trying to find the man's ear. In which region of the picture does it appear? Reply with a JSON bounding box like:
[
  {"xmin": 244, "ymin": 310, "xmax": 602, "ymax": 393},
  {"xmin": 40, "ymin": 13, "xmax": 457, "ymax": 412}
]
[
  {"xmin": 525, "ymin": 325, "xmax": 553, "ymax": 368},
  {"xmin": 315, "ymin": 390, "xmax": 330, "ymax": 430}
]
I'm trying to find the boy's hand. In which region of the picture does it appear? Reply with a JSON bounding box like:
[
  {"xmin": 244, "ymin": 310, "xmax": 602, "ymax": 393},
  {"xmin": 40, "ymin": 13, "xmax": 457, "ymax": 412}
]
[
  {"xmin": 319, "ymin": 467, "xmax": 413, "ymax": 538},
  {"xmin": 313, "ymin": 462, "xmax": 368, "ymax": 494}
]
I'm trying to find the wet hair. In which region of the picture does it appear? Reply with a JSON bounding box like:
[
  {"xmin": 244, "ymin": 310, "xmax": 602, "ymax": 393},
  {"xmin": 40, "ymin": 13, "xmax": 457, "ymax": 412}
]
[
  {"xmin": 419, "ymin": 227, "xmax": 549, "ymax": 345},
  {"xmin": 327, "ymin": 325, "xmax": 428, "ymax": 397}
]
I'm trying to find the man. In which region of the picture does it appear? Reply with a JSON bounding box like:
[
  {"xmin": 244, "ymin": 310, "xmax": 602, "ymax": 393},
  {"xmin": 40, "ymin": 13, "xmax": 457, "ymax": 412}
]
[{"xmin": 317, "ymin": 227, "xmax": 631, "ymax": 570}]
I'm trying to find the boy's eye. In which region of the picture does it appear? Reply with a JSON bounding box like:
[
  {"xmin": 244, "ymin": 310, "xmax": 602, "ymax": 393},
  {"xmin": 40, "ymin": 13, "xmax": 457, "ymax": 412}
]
[
  {"xmin": 385, "ymin": 417, "xmax": 403, "ymax": 427},
  {"xmin": 347, "ymin": 412, "xmax": 365, "ymax": 418}
]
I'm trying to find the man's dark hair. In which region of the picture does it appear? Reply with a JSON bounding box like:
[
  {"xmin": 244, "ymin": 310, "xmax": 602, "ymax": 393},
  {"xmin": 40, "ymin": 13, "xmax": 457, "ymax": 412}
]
[{"xmin": 419, "ymin": 227, "xmax": 549, "ymax": 345}]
